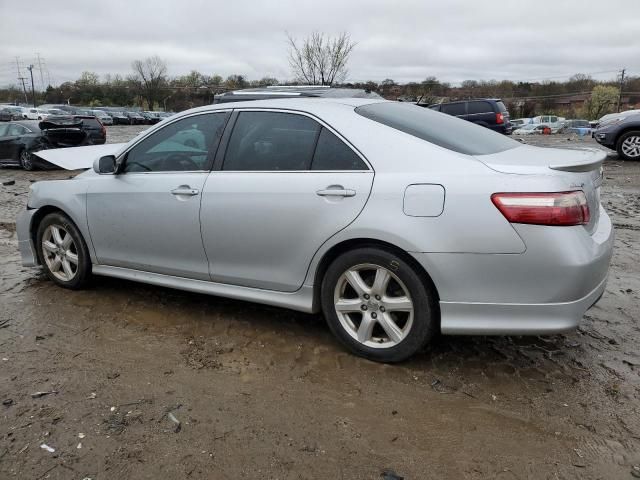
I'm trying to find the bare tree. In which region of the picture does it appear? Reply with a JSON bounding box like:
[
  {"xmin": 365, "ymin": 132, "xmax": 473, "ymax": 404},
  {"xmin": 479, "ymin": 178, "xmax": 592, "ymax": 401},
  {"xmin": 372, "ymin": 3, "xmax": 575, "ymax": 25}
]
[
  {"xmin": 131, "ymin": 56, "xmax": 167, "ymax": 110},
  {"xmin": 287, "ymin": 32, "xmax": 355, "ymax": 85}
]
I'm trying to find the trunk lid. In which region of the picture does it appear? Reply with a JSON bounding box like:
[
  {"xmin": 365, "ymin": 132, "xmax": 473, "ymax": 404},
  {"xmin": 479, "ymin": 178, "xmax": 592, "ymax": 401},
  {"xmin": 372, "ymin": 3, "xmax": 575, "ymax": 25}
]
[{"xmin": 475, "ymin": 145, "xmax": 605, "ymax": 234}]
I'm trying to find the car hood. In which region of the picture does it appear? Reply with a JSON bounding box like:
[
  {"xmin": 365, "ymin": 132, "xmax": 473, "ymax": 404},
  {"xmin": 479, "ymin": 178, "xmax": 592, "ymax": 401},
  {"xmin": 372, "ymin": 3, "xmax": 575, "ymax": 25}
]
[{"xmin": 33, "ymin": 143, "xmax": 127, "ymax": 170}]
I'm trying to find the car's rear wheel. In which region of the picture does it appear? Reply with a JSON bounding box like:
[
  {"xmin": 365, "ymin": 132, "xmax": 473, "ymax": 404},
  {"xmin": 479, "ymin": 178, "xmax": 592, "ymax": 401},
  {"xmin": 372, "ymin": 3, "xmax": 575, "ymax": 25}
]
[
  {"xmin": 19, "ymin": 150, "xmax": 34, "ymax": 170},
  {"xmin": 321, "ymin": 247, "xmax": 437, "ymax": 362},
  {"xmin": 36, "ymin": 212, "xmax": 92, "ymax": 289},
  {"xmin": 617, "ymin": 130, "xmax": 640, "ymax": 161}
]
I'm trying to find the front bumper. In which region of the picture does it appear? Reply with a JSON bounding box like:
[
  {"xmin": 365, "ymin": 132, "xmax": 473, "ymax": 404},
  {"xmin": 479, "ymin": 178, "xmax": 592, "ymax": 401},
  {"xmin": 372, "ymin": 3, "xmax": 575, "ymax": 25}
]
[
  {"xmin": 411, "ymin": 207, "xmax": 614, "ymax": 335},
  {"xmin": 593, "ymin": 130, "xmax": 616, "ymax": 148},
  {"xmin": 16, "ymin": 208, "xmax": 39, "ymax": 267}
]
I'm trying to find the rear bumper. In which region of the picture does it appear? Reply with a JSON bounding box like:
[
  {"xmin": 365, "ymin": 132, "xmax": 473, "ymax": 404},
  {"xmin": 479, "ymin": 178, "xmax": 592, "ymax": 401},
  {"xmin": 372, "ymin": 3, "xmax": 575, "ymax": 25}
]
[
  {"xmin": 411, "ymin": 207, "xmax": 614, "ymax": 335},
  {"xmin": 16, "ymin": 208, "xmax": 39, "ymax": 267},
  {"xmin": 438, "ymin": 275, "xmax": 607, "ymax": 335}
]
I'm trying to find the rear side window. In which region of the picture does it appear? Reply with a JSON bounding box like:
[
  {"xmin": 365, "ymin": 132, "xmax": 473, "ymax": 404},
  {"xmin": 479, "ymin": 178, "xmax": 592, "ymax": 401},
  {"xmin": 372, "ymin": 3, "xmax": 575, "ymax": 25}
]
[
  {"xmin": 223, "ymin": 112, "xmax": 320, "ymax": 171},
  {"xmin": 467, "ymin": 101, "xmax": 493, "ymax": 115},
  {"xmin": 355, "ymin": 102, "xmax": 520, "ymax": 156},
  {"xmin": 441, "ymin": 103, "xmax": 466, "ymax": 116},
  {"xmin": 312, "ymin": 128, "xmax": 367, "ymax": 170},
  {"xmin": 8, "ymin": 124, "xmax": 27, "ymax": 135}
]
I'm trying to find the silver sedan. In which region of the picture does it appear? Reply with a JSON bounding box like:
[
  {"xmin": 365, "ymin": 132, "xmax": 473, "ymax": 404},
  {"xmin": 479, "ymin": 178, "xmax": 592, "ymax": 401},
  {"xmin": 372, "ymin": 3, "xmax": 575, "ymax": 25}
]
[{"xmin": 17, "ymin": 98, "xmax": 613, "ymax": 362}]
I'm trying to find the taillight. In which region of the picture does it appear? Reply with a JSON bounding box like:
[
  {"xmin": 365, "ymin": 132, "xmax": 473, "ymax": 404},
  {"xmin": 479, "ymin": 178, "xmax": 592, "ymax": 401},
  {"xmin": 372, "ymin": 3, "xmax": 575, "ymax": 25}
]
[
  {"xmin": 491, "ymin": 191, "xmax": 590, "ymax": 226},
  {"xmin": 496, "ymin": 112, "xmax": 504, "ymax": 124}
]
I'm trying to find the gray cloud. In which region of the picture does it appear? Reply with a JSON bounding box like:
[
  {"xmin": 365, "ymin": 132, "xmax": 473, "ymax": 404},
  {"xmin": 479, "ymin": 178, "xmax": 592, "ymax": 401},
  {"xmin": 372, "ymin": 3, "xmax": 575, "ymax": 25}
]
[{"xmin": 1, "ymin": 0, "xmax": 638, "ymax": 88}]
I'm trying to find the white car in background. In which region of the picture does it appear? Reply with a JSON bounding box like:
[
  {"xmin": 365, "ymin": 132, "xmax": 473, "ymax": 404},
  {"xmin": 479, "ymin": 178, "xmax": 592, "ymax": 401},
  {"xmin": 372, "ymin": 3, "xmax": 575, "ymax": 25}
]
[
  {"xmin": 92, "ymin": 110, "xmax": 114, "ymax": 126},
  {"xmin": 20, "ymin": 107, "xmax": 40, "ymax": 120}
]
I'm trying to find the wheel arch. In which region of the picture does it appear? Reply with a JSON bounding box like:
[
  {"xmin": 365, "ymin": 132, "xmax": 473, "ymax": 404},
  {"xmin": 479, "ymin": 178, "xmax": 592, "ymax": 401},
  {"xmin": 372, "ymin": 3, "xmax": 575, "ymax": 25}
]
[
  {"xmin": 311, "ymin": 237, "xmax": 441, "ymax": 314},
  {"xmin": 29, "ymin": 205, "xmax": 90, "ymax": 262},
  {"xmin": 615, "ymin": 126, "xmax": 640, "ymax": 144}
]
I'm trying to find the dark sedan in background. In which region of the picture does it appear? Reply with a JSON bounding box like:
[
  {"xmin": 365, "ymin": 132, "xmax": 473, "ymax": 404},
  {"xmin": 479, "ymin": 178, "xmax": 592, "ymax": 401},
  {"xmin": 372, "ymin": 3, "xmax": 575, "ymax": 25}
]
[{"xmin": 0, "ymin": 118, "xmax": 95, "ymax": 170}]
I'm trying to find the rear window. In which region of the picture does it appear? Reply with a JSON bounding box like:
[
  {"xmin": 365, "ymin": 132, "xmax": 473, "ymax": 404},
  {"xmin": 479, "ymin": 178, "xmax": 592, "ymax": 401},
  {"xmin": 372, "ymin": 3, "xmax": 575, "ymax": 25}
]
[
  {"xmin": 355, "ymin": 102, "xmax": 520, "ymax": 156},
  {"xmin": 78, "ymin": 117, "xmax": 101, "ymax": 128},
  {"xmin": 467, "ymin": 101, "xmax": 493, "ymax": 115},
  {"xmin": 496, "ymin": 101, "xmax": 508, "ymax": 113}
]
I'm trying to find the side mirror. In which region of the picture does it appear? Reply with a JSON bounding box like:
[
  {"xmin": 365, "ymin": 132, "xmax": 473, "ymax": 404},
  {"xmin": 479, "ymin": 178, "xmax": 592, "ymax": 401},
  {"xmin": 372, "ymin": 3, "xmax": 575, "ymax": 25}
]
[{"xmin": 93, "ymin": 155, "xmax": 116, "ymax": 174}]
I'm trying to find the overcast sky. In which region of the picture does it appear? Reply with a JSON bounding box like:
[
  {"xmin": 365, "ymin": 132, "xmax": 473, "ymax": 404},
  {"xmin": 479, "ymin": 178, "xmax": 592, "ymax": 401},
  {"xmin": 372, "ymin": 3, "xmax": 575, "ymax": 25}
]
[{"xmin": 1, "ymin": 0, "xmax": 638, "ymax": 89}]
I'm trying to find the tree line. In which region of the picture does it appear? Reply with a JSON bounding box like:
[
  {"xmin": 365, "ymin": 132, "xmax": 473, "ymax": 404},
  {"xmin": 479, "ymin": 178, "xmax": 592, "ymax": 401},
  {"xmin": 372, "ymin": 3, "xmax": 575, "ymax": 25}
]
[{"xmin": 1, "ymin": 32, "xmax": 637, "ymax": 119}]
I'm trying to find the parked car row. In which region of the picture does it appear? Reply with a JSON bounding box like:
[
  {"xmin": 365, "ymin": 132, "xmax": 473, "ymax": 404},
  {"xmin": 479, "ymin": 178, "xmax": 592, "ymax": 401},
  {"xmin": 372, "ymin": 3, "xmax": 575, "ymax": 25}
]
[
  {"xmin": 2, "ymin": 104, "xmax": 174, "ymax": 125},
  {"xmin": 0, "ymin": 106, "xmax": 68, "ymax": 121}
]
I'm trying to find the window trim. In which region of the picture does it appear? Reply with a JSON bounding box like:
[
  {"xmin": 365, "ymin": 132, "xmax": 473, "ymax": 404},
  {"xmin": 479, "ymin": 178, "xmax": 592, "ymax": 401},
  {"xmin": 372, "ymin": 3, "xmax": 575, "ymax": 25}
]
[
  {"xmin": 116, "ymin": 110, "xmax": 232, "ymax": 175},
  {"xmin": 214, "ymin": 107, "xmax": 372, "ymax": 173}
]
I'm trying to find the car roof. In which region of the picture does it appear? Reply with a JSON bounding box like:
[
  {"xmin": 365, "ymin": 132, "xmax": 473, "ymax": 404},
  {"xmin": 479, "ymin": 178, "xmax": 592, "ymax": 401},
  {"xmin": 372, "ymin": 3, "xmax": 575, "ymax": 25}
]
[
  {"xmin": 167, "ymin": 97, "xmax": 386, "ymax": 122},
  {"xmin": 214, "ymin": 86, "xmax": 381, "ymax": 103}
]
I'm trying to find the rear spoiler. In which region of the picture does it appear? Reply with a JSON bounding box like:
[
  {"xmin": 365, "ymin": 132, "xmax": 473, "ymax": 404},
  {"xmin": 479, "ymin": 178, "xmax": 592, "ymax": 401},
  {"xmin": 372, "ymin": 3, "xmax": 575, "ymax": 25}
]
[{"xmin": 548, "ymin": 149, "xmax": 606, "ymax": 172}]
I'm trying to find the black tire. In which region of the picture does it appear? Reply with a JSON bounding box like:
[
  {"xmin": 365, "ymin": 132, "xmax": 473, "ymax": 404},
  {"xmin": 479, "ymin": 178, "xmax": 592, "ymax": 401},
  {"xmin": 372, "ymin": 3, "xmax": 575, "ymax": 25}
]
[
  {"xmin": 321, "ymin": 247, "xmax": 437, "ymax": 363},
  {"xmin": 36, "ymin": 212, "xmax": 92, "ymax": 289},
  {"xmin": 616, "ymin": 130, "xmax": 640, "ymax": 161},
  {"xmin": 19, "ymin": 150, "xmax": 35, "ymax": 171}
]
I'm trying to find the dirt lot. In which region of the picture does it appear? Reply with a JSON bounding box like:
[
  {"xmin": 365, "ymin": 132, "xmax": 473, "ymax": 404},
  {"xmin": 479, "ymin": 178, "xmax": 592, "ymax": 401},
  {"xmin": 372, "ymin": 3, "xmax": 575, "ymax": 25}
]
[{"xmin": 1, "ymin": 127, "xmax": 639, "ymax": 479}]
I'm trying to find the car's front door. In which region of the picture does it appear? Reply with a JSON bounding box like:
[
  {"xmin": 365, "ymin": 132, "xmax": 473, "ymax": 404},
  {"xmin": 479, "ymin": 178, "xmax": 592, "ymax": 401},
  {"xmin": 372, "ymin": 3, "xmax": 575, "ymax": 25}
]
[
  {"xmin": 200, "ymin": 110, "xmax": 374, "ymax": 292},
  {"xmin": 86, "ymin": 111, "xmax": 230, "ymax": 279}
]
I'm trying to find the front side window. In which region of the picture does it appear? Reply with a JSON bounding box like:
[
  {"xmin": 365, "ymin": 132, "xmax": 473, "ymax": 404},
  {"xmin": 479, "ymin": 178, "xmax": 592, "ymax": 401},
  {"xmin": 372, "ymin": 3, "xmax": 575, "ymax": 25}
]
[
  {"xmin": 123, "ymin": 112, "xmax": 228, "ymax": 173},
  {"xmin": 311, "ymin": 128, "xmax": 367, "ymax": 170},
  {"xmin": 223, "ymin": 111, "xmax": 320, "ymax": 171}
]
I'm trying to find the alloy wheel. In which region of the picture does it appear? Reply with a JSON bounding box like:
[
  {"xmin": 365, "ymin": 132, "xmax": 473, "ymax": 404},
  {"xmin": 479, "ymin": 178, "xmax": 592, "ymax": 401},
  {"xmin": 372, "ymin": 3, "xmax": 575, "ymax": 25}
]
[
  {"xmin": 41, "ymin": 224, "xmax": 79, "ymax": 282},
  {"xmin": 20, "ymin": 150, "xmax": 33, "ymax": 170},
  {"xmin": 333, "ymin": 263, "xmax": 414, "ymax": 348},
  {"xmin": 621, "ymin": 136, "xmax": 640, "ymax": 158}
]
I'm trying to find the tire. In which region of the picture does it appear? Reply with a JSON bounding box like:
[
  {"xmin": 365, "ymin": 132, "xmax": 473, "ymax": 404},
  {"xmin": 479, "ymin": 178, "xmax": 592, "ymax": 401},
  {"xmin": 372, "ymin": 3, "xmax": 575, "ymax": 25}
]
[
  {"xmin": 616, "ymin": 130, "xmax": 640, "ymax": 161},
  {"xmin": 321, "ymin": 247, "xmax": 437, "ymax": 362},
  {"xmin": 36, "ymin": 212, "xmax": 92, "ymax": 289},
  {"xmin": 19, "ymin": 150, "xmax": 35, "ymax": 171}
]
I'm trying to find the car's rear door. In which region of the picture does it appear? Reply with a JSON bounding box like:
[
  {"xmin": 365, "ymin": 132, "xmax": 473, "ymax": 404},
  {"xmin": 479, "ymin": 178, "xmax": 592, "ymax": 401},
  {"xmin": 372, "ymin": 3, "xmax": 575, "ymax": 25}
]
[
  {"xmin": 86, "ymin": 111, "xmax": 230, "ymax": 279},
  {"xmin": 200, "ymin": 109, "xmax": 374, "ymax": 292}
]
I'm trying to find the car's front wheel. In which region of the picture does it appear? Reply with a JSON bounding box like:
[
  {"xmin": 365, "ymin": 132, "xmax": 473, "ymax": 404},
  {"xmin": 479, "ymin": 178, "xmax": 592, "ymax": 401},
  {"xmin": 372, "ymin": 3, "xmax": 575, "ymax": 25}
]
[
  {"xmin": 321, "ymin": 247, "xmax": 437, "ymax": 362},
  {"xmin": 617, "ymin": 130, "xmax": 640, "ymax": 161},
  {"xmin": 36, "ymin": 212, "xmax": 92, "ymax": 289},
  {"xmin": 19, "ymin": 150, "xmax": 34, "ymax": 170}
]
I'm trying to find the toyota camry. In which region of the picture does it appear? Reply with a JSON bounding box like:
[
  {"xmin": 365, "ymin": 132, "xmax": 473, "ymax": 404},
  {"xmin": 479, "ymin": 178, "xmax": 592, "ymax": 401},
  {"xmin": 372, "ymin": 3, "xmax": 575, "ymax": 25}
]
[{"xmin": 17, "ymin": 98, "xmax": 613, "ymax": 362}]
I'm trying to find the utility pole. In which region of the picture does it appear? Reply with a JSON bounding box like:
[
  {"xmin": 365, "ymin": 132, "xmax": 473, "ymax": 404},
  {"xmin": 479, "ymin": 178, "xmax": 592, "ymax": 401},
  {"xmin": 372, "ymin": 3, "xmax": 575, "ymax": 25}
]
[
  {"xmin": 617, "ymin": 68, "xmax": 626, "ymax": 113},
  {"xmin": 18, "ymin": 77, "xmax": 29, "ymax": 104},
  {"xmin": 27, "ymin": 65, "xmax": 36, "ymax": 107}
]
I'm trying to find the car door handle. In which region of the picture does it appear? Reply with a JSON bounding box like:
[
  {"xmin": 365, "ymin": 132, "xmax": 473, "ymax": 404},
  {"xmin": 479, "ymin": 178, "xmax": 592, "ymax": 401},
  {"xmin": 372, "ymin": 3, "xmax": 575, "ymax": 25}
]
[
  {"xmin": 316, "ymin": 188, "xmax": 356, "ymax": 198},
  {"xmin": 171, "ymin": 186, "xmax": 199, "ymax": 196}
]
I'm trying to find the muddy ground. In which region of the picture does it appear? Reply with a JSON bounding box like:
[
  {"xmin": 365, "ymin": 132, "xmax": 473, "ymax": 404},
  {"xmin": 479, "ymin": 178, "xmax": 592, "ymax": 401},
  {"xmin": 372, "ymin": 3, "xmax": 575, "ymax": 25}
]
[{"xmin": 0, "ymin": 127, "xmax": 639, "ymax": 479}]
